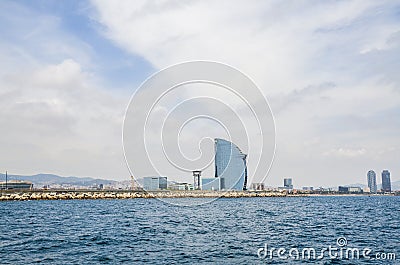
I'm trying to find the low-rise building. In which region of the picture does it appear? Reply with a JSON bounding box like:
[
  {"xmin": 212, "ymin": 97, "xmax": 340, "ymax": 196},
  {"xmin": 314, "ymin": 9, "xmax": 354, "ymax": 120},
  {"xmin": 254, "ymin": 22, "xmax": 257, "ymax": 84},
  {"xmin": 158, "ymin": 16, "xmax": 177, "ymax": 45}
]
[
  {"xmin": 348, "ymin": 186, "xmax": 362, "ymax": 193},
  {"xmin": 143, "ymin": 176, "xmax": 168, "ymax": 191},
  {"xmin": 250, "ymin": 183, "xmax": 265, "ymax": 191},
  {"xmin": 169, "ymin": 182, "xmax": 194, "ymax": 190},
  {"xmin": 0, "ymin": 180, "xmax": 33, "ymax": 190},
  {"xmin": 338, "ymin": 186, "xmax": 362, "ymax": 193}
]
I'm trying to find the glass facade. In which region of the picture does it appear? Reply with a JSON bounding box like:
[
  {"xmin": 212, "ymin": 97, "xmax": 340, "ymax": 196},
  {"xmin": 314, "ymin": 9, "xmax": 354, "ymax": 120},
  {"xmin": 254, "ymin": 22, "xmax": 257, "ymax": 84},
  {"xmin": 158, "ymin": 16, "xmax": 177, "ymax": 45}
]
[
  {"xmin": 381, "ymin": 170, "xmax": 391, "ymax": 192},
  {"xmin": 283, "ymin": 178, "xmax": 293, "ymax": 189},
  {"xmin": 214, "ymin": 138, "xmax": 247, "ymax": 190},
  {"xmin": 201, "ymin": 178, "xmax": 220, "ymax": 191},
  {"xmin": 143, "ymin": 176, "xmax": 167, "ymax": 190},
  {"xmin": 367, "ymin": 170, "xmax": 377, "ymax": 193}
]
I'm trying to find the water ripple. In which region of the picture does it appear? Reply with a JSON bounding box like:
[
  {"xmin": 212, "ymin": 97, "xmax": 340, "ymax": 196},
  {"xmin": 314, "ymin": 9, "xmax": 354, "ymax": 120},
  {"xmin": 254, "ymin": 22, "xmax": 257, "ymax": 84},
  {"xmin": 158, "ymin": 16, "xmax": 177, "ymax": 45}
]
[{"xmin": 0, "ymin": 196, "xmax": 398, "ymax": 264}]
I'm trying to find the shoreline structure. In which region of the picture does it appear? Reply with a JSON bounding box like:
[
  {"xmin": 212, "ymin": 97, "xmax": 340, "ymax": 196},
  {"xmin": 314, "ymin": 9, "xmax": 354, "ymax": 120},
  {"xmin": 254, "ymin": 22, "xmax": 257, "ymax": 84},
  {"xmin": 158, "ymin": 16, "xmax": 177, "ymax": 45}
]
[{"xmin": 0, "ymin": 190, "xmax": 397, "ymax": 201}]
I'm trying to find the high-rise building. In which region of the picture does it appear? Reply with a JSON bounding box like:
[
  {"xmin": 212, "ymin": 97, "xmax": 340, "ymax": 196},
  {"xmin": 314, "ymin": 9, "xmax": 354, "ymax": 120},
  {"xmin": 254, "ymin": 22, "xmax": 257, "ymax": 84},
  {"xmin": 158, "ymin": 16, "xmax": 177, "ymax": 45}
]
[
  {"xmin": 381, "ymin": 170, "xmax": 391, "ymax": 192},
  {"xmin": 367, "ymin": 170, "xmax": 377, "ymax": 193},
  {"xmin": 214, "ymin": 138, "xmax": 248, "ymax": 190},
  {"xmin": 143, "ymin": 176, "xmax": 167, "ymax": 190},
  {"xmin": 283, "ymin": 178, "xmax": 293, "ymax": 189}
]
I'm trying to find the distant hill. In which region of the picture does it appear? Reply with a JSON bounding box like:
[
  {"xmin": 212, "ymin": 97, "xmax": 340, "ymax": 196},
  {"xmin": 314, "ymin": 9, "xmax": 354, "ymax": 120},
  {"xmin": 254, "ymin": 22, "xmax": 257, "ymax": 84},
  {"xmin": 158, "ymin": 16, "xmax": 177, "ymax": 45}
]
[{"xmin": 0, "ymin": 173, "xmax": 117, "ymax": 188}]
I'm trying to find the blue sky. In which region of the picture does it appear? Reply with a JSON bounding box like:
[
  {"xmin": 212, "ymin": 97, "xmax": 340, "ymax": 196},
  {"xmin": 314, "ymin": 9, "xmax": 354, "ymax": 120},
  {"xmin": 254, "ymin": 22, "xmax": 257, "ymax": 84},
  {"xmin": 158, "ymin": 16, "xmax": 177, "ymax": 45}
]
[
  {"xmin": 1, "ymin": 0, "xmax": 400, "ymax": 188},
  {"xmin": 0, "ymin": 0, "xmax": 153, "ymax": 90}
]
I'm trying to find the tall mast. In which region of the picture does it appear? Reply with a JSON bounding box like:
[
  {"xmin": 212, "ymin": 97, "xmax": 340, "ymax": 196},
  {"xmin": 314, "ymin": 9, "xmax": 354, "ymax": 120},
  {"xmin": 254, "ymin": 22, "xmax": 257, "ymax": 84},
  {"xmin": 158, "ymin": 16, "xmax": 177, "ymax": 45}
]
[{"xmin": 243, "ymin": 155, "xmax": 248, "ymax": 191}]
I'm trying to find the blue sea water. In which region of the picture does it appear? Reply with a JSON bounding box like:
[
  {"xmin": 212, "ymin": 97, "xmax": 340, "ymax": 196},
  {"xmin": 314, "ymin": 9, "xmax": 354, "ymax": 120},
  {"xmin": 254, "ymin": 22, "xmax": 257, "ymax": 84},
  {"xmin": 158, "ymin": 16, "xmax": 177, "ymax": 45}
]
[{"xmin": 0, "ymin": 196, "xmax": 398, "ymax": 264}]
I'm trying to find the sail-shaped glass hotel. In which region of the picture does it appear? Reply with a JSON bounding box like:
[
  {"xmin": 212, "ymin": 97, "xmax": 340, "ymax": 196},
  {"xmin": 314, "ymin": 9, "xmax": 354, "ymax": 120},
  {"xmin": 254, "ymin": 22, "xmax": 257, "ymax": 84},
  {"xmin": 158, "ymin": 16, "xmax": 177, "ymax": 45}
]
[{"xmin": 214, "ymin": 138, "xmax": 247, "ymax": 190}]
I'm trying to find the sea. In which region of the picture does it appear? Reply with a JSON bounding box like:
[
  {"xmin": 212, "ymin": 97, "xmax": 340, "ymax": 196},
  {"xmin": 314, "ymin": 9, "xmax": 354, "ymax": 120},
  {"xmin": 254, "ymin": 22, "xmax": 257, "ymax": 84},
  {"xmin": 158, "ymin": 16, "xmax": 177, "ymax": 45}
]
[{"xmin": 0, "ymin": 196, "xmax": 398, "ymax": 264}]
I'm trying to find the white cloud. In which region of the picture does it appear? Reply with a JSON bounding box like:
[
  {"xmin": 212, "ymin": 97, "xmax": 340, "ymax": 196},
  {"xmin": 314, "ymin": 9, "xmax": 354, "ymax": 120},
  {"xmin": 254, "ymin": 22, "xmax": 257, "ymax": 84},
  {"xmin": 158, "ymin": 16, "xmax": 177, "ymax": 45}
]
[
  {"xmin": 32, "ymin": 59, "xmax": 85, "ymax": 87},
  {"xmin": 324, "ymin": 148, "xmax": 367, "ymax": 158},
  {"xmin": 90, "ymin": 0, "xmax": 400, "ymax": 187},
  {"xmin": 0, "ymin": 58, "xmax": 128, "ymax": 178}
]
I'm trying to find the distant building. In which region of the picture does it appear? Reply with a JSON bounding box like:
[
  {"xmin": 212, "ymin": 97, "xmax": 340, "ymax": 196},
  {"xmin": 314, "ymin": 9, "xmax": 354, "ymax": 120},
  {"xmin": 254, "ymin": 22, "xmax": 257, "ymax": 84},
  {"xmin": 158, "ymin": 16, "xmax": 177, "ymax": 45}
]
[
  {"xmin": 302, "ymin": 186, "xmax": 314, "ymax": 191},
  {"xmin": 367, "ymin": 170, "xmax": 377, "ymax": 193},
  {"xmin": 192, "ymin": 171, "xmax": 202, "ymax": 190},
  {"xmin": 381, "ymin": 170, "xmax": 391, "ymax": 192},
  {"xmin": 214, "ymin": 138, "xmax": 248, "ymax": 191},
  {"xmin": 202, "ymin": 178, "xmax": 220, "ymax": 191},
  {"xmin": 0, "ymin": 180, "xmax": 33, "ymax": 190},
  {"xmin": 143, "ymin": 176, "xmax": 167, "ymax": 191},
  {"xmin": 250, "ymin": 183, "xmax": 265, "ymax": 191},
  {"xmin": 348, "ymin": 187, "xmax": 362, "ymax": 193},
  {"xmin": 283, "ymin": 178, "xmax": 293, "ymax": 189},
  {"xmin": 338, "ymin": 186, "xmax": 362, "ymax": 193},
  {"xmin": 314, "ymin": 187, "xmax": 333, "ymax": 192},
  {"xmin": 169, "ymin": 182, "xmax": 193, "ymax": 191}
]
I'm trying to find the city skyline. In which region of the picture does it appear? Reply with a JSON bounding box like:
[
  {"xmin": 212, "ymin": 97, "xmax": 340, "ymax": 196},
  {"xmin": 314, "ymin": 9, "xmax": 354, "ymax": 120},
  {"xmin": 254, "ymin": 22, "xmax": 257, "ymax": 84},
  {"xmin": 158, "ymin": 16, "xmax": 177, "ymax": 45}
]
[
  {"xmin": 0, "ymin": 1, "xmax": 399, "ymax": 188},
  {"xmin": 2, "ymin": 169, "xmax": 398, "ymax": 191}
]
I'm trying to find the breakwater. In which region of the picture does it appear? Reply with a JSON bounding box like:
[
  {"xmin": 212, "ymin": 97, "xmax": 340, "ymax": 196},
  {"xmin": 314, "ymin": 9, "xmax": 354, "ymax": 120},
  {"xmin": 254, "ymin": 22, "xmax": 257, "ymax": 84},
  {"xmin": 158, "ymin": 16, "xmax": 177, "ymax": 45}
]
[{"xmin": 0, "ymin": 190, "xmax": 290, "ymax": 201}]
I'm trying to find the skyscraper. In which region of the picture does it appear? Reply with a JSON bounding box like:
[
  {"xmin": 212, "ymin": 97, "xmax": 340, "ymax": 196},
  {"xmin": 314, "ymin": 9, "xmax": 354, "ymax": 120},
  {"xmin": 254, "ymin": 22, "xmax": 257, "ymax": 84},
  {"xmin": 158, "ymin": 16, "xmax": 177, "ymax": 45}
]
[
  {"xmin": 381, "ymin": 170, "xmax": 391, "ymax": 192},
  {"xmin": 367, "ymin": 170, "xmax": 377, "ymax": 193},
  {"xmin": 214, "ymin": 138, "xmax": 248, "ymax": 190}
]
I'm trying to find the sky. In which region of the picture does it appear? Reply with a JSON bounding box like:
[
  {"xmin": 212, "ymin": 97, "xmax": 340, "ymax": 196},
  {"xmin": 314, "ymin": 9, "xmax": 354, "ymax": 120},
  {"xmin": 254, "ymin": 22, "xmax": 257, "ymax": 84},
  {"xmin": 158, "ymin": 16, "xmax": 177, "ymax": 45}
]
[{"xmin": 1, "ymin": 0, "xmax": 400, "ymax": 188}]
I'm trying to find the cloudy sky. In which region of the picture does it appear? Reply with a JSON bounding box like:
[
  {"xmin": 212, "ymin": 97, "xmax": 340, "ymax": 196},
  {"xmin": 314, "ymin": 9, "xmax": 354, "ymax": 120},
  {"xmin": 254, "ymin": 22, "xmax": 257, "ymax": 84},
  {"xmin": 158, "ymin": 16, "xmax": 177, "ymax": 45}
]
[{"xmin": 1, "ymin": 0, "xmax": 399, "ymax": 188}]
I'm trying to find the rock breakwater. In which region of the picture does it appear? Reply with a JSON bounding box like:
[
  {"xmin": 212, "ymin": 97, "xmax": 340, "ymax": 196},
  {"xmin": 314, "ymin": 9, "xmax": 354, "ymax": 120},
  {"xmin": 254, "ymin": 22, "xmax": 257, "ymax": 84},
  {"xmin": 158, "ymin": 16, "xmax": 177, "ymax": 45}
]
[{"xmin": 0, "ymin": 190, "xmax": 290, "ymax": 201}]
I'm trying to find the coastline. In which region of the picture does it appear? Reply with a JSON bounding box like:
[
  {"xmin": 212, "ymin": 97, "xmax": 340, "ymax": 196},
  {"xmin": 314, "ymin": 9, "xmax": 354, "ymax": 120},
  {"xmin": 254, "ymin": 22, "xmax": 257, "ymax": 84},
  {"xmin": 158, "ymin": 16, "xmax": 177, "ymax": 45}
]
[
  {"xmin": 0, "ymin": 190, "xmax": 397, "ymax": 201},
  {"xmin": 0, "ymin": 190, "xmax": 287, "ymax": 201}
]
